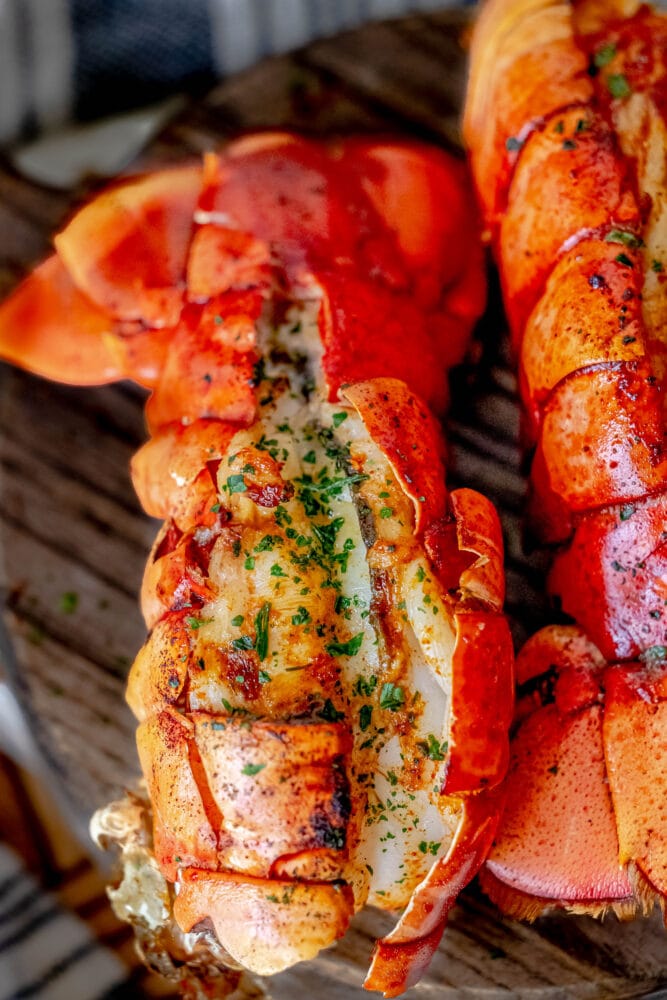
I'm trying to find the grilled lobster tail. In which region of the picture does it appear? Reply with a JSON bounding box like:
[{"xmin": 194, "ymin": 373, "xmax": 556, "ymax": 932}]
[
  {"xmin": 0, "ymin": 134, "xmax": 513, "ymax": 995},
  {"xmin": 464, "ymin": 1, "xmax": 667, "ymax": 918}
]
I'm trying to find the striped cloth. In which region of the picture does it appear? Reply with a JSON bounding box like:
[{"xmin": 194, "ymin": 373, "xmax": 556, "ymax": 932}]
[
  {"xmin": 0, "ymin": 0, "xmax": 471, "ymax": 144},
  {"xmin": 0, "ymin": 681, "xmax": 174, "ymax": 999}
]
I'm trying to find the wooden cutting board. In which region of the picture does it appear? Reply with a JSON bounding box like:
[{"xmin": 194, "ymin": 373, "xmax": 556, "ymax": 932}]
[{"xmin": 1, "ymin": 9, "xmax": 665, "ymax": 998}]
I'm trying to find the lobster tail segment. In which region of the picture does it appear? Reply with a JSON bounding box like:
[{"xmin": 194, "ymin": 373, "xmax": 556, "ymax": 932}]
[
  {"xmin": 0, "ymin": 133, "xmax": 515, "ymax": 992},
  {"xmin": 465, "ymin": 0, "xmax": 667, "ymax": 927},
  {"xmin": 480, "ymin": 626, "xmax": 667, "ymax": 921}
]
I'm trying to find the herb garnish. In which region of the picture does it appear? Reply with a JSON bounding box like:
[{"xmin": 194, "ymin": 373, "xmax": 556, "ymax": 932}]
[
  {"xmin": 607, "ymin": 73, "xmax": 631, "ymax": 99},
  {"xmin": 418, "ymin": 734, "xmax": 449, "ymax": 761},
  {"xmin": 186, "ymin": 615, "xmax": 213, "ymax": 630},
  {"xmin": 605, "ymin": 229, "xmax": 642, "ymax": 248},
  {"xmin": 326, "ymin": 633, "xmax": 364, "ymax": 658},
  {"xmin": 242, "ymin": 763, "xmax": 266, "ymax": 776},
  {"xmin": 254, "ymin": 602, "xmax": 271, "ymax": 661},
  {"xmin": 291, "ymin": 606, "xmax": 311, "ymax": 626},
  {"xmin": 379, "ymin": 682, "xmax": 405, "ymax": 712},
  {"xmin": 594, "ymin": 42, "xmax": 616, "ymax": 67},
  {"xmin": 226, "ymin": 474, "xmax": 247, "ymax": 494},
  {"xmin": 318, "ymin": 699, "xmax": 345, "ymax": 722}
]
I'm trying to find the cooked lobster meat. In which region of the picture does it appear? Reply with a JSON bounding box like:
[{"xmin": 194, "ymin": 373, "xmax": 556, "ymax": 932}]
[
  {"xmin": 0, "ymin": 133, "xmax": 513, "ymax": 996},
  {"xmin": 464, "ymin": 0, "xmax": 667, "ymax": 919}
]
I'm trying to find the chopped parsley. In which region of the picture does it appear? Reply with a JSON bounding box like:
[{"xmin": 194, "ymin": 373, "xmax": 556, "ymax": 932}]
[
  {"xmin": 418, "ymin": 734, "xmax": 449, "ymax": 761},
  {"xmin": 254, "ymin": 535, "xmax": 280, "ymax": 552},
  {"xmin": 254, "ymin": 602, "xmax": 271, "ymax": 661},
  {"xmin": 232, "ymin": 635, "xmax": 254, "ymax": 651},
  {"xmin": 242, "ymin": 763, "xmax": 266, "ymax": 776},
  {"xmin": 379, "ymin": 682, "xmax": 405, "ymax": 712},
  {"xmin": 318, "ymin": 699, "xmax": 345, "ymax": 722},
  {"xmin": 274, "ymin": 505, "xmax": 292, "ymax": 528},
  {"xmin": 332, "ymin": 412, "xmax": 348, "ymax": 428},
  {"xmin": 185, "ymin": 615, "xmax": 213, "ymax": 630},
  {"xmin": 231, "ymin": 615, "xmax": 244, "ymax": 627},
  {"xmin": 291, "ymin": 606, "xmax": 311, "ymax": 626},
  {"xmin": 607, "ymin": 73, "xmax": 631, "ymax": 99},
  {"xmin": 354, "ymin": 674, "xmax": 377, "ymax": 697},
  {"xmin": 594, "ymin": 42, "xmax": 616, "ymax": 68},
  {"xmin": 604, "ymin": 229, "xmax": 642, "ymax": 248},
  {"xmin": 359, "ymin": 704, "xmax": 373, "ymax": 731},
  {"xmin": 326, "ymin": 633, "xmax": 364, "ymax": 658},
  {"xmin": 312, "ymin": 516, "xmax": 345, "ymax": 554},
  {"xmin": 615, "ymin": 252, "xmax": 634, "ymax": 268},
  {"xmin": 250, "ymin": 358, "xmax": 266, "ymax": 386},
  {"xmin": 380, "ymin": 507, "xmax": 394, "ymax": 519},
  {"xmin": 226, "ymin": 473, "xmax": 247, "ymax": 494}
]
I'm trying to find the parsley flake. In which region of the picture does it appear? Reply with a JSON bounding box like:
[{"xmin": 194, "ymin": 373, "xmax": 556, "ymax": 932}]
[
  {"xmin": 291, "ymin": 606, "xmax": 311, "ymax": 626},
  {"xmin": 605, "ymin": 229, "xmax": 642, "ymax": 248},
  {"xmin": 318, "ymin": 699, "xmax": 345, "ymax": 722},
  {"xmin": 607, "ymin": 73, "xmax": 631, "ymax": 99},
  {"xmin": 326, "ymin": 633, "xmax": 364, "ymax": 658},
  {"xmin": 186, "ymin": 616, "xmax": 213, "ymax": 630},
  {"xmin": 359, "ymin": 705, "xmax": 373, "ymax": 731},
  {"xmin": 380, "ymin": 682, "xmax": 404, "ymax": 712},
  {"xmin": 418, "ymin": 734, "xmax": 449, "ymax": 761},
  {"xmin": 594, "ymin": 42, "xmax": 616, "ymax": 67},
  {"xmin": 226, "ymin": 474, "xmax": 247, "ymax": 494},
  {"xmin": 242, "ymin": 763, "xmax": 266, "ymax": 776},
  {"xmin": 254, "ymin": 602, "xmax": 271, "ymax": 662},
  {"xmin": 231, "ymin": 635, "xmax": 254, "ymax": 651}
]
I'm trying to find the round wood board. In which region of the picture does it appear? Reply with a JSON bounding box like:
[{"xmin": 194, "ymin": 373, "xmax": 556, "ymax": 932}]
[{"xmin": 1, "ymin": 9, "xmax": 666, "ymax": 998}]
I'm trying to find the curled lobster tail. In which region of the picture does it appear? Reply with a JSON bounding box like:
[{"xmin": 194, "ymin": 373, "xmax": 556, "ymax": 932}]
[
  {"xmin": 0, "ymin": 134, "xmax": 513, "ymax": 994},
  {"xmin": 465, "ymin": 1, "xmax": 667, "ymax": 919}
]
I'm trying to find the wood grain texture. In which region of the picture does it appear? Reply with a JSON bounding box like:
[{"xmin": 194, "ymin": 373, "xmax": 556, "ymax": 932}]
[{"xmin": 0, "ymin": 10, "xmax": 665, "ymax": 998}]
